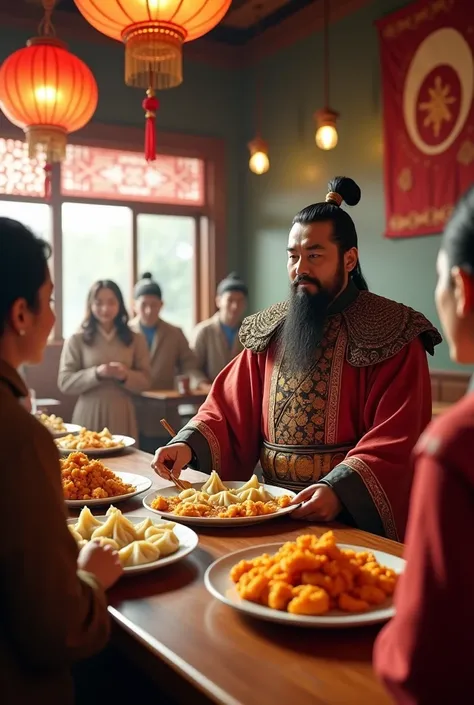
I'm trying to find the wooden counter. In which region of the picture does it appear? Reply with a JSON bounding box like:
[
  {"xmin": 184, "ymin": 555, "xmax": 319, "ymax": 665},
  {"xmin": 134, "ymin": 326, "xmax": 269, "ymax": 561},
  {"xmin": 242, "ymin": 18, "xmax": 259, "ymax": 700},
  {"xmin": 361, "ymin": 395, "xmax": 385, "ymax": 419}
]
[{"xmin": 79, "ymin": 450, "xmax": 400, "ymax": 705}]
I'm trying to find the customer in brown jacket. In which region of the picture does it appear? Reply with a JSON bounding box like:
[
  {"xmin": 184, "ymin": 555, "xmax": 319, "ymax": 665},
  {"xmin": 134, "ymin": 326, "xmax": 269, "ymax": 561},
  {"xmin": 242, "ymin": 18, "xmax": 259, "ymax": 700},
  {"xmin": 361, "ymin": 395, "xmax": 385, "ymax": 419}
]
[
  {"xmin": 0, "ymin": 217, "xmax": 122, "ymax": 705},
  {"xmin": 130, "ymin": 273, "xmax": 208, "ymax": 450},
  {"xmin": 190, "ymin": 272, "xmax": 248, "ymax": 381}
]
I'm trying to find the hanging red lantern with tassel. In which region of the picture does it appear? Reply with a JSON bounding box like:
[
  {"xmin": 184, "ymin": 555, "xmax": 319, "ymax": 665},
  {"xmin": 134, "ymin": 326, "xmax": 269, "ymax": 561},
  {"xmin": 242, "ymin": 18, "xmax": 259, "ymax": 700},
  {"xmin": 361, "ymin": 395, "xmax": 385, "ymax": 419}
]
[
  {"xmin": 0, "ymin": 1, "xmax": 98, "ymax": 198},
  {"xmin": 72, "ymin": 0, "xmax": 231, "ymax": 161}
]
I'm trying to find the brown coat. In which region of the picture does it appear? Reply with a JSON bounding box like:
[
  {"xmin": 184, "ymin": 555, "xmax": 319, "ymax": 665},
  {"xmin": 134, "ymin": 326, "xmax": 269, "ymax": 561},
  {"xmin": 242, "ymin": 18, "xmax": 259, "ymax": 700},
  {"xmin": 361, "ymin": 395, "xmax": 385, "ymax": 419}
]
[
  {"xmin": 129, "ymin": 317, "xmax": 205, "ymax": 437},
  {"xmin": 190, "ymin": 312, "xmax": 243, "ymax": 381},
  {"xmin": 0, "ymin": 361, "xmax": 109, "ymax": 705},
  {"xmin": 58, "ymin": 328, "xmax": 151, "ymax": 438}
]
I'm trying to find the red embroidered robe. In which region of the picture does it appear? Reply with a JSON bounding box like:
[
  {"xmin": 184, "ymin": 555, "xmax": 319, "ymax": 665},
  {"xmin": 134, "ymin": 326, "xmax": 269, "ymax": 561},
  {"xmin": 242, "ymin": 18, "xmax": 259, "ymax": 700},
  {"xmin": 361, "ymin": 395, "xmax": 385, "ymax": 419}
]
[{"xmin": 171, "ymin": 285, "xmax": 441, "ymax": 540}]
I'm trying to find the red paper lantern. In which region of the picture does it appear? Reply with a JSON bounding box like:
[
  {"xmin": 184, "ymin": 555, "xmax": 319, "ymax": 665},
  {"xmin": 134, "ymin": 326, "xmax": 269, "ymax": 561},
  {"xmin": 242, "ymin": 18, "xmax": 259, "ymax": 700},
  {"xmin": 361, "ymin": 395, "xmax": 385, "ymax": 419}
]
[
  {"xmin": 73, "ymin": 0, "xmax": 231, "ymax": 160},
  {"xmin": 0, "ymin": 37, "xmax": 98, "ymax": 189}
]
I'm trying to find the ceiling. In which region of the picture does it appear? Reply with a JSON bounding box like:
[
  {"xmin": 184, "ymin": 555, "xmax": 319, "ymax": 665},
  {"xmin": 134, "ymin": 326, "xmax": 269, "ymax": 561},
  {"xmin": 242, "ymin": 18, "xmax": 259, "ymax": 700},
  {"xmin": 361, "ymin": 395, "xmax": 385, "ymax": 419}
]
[{"xmin": 52, "ymin": 0, "xmax": 316, "ymax": 45}]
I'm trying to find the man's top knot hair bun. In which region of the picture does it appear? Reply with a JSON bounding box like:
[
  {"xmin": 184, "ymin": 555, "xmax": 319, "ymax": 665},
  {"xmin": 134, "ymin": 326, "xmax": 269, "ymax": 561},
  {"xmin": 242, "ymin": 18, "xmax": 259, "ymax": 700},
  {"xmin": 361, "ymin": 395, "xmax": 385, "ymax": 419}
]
[{"xmin": 326, "ymin": 176, "xmax": 361, "ymax": 207}]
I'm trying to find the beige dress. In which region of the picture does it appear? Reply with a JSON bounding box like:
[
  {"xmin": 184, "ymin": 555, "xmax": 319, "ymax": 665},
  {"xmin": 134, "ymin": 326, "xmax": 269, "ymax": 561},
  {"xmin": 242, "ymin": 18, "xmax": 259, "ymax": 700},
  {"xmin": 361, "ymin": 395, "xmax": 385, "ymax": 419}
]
[
  {"xmin": 58, "ymin": 327, "xmax": 151, "ymax": 438},
  {"xmin": 190, "ymin": 312, "xmax": 243, "ymax": 381}
]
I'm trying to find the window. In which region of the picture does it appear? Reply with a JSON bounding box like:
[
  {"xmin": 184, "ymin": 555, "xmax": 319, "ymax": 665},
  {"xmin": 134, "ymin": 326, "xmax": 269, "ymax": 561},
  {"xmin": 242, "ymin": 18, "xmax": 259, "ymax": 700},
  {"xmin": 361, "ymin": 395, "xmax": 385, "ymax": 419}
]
[
  {"xmin": 137, "ymin": 215, "xmax": 195, "ymax": 337},
  {"xmin": 61, "ymin": 203, "xmax": 133, "ymax": 338},
  {"xmin": 0, "ymin": 130, "xmax": 223, "ymax": 341},
  {"xmin": 0, "ymin": 200, "xmax": 52, "ymax": 242}
]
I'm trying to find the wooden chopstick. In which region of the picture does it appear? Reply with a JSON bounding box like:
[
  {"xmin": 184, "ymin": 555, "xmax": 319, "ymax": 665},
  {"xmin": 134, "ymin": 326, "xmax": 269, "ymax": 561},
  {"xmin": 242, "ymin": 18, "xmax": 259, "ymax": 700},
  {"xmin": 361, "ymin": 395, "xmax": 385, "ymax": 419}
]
[{"xmin": 159, "ymin": 418, "xmax": 188, "ymax": 491}]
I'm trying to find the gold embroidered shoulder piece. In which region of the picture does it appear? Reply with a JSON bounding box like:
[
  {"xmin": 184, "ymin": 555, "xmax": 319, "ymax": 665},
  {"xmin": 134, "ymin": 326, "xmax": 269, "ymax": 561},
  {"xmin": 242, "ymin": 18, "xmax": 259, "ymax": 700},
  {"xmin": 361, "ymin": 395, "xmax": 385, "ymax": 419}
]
[
  {"xmin": 343, "ymin": 292, "xmax": 442, "ymax": 367},
  {"xmin": 239, "ymin": 301, "xmax": 288, "ymax": 353}
]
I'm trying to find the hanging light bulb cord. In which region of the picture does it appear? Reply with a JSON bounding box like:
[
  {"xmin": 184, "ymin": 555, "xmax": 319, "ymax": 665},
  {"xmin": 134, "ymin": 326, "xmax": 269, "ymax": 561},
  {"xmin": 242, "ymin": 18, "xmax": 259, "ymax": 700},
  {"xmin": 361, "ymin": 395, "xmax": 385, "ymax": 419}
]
[
  {"xmin": 38, "ymin": 0, "xmax": 57, "ymax": 37},
  {"xmin": 323, "ymin": 0, "xmax": 329, "ymax": 109},
  {"xmin": 255, "ymin": 3, "xmax": 264, "ymax": 138}
]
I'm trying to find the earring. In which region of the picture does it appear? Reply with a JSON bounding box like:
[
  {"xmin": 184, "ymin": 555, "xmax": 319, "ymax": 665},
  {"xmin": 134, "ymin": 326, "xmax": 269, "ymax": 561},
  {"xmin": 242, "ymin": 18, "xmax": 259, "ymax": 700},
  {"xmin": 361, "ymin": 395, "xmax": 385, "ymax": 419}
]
[{"xmin": 19, "ymin": 330, "xmax": 26, "ymax": 337}]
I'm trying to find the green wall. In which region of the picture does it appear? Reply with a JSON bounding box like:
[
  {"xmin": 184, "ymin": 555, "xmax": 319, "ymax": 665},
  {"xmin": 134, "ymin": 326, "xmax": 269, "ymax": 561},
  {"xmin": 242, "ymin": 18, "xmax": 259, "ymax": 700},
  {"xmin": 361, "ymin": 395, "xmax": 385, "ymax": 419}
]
[{"xmin": 241, "ymin": 0, "xmax": 470, "ymax": 373}]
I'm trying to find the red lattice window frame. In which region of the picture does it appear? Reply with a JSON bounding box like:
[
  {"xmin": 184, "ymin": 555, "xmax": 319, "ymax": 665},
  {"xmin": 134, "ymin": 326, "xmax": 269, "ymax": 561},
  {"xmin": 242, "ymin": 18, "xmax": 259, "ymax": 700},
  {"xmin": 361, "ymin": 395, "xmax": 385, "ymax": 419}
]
[
  {"xmin": 0, "ymin": 138, "xmax": 46, "ymax": 197},
  {"xmin": 61, "ymin": 144, "xmax": 205, "ymax": 206}
]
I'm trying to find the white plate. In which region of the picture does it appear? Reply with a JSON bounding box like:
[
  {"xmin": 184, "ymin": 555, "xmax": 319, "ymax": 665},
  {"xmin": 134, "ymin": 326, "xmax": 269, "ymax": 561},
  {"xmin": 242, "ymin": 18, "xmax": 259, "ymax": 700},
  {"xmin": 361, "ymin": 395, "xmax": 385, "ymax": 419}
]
[
  {"xmin": 68, "ymin": 515, "xmax": 199, "ymax": 575},
  {"xmin": 57, "ymin": 435, "xmax": 136, "ymax": 456},
  {"xmin": 143, "ymin": 481, "xmax": 297, "ymax": 527},
  {"xmin": 50, "ymin": 423, "xmax": 82, "ymax": 439},
  {"xmin": 204, "ymin": 542, "xmax": 405, "ymax": 628},
  {"xmin": 65, "ymin": 472, "xmax": 152, "ymax": 507}
]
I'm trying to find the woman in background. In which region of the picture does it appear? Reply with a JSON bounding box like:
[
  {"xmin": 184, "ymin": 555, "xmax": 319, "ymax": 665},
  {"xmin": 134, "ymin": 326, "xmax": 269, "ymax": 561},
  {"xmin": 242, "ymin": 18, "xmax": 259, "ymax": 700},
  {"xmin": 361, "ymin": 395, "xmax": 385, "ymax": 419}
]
[
  {"xmin": 58, "ymin": 280, "xmax": 150, "ymax": 437},
  {"xmin": 0, "ymin": 217, "xmax": 122, "ymax": 704},
  {"xmin": 374, "ymin": 186, "xmax": 474, "ymax": 703}
]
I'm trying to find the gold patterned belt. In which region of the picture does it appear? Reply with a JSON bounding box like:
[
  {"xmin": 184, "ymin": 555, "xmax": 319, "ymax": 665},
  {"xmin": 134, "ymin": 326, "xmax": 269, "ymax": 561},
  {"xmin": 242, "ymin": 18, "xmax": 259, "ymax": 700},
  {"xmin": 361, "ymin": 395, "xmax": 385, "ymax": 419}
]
[{"xmin": 260, "ymin": 440, "xmax": 355, "ymax": 492}]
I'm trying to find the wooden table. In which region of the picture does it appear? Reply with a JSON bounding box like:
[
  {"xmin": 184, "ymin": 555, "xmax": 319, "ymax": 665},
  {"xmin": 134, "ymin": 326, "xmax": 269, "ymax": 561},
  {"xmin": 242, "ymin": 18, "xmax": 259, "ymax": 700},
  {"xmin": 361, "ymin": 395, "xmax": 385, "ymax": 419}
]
[
  {"xmin": 139, "ymin": 389, "xmax": 208, "ymax": 434},
  {"xmin": 78, "ymin": 450, "xmax": 400, "ymax": 705},
  {"xmin": 432, "ymin": 401, "xmax": 453, "ymax": 417}
]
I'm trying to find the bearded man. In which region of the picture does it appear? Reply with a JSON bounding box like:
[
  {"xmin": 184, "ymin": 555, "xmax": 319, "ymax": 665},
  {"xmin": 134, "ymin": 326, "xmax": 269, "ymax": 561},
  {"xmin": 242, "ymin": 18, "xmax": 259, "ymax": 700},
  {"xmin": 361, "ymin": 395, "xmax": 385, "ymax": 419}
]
[{"xmin": 152, "ymin": 176, "xmax": 441, "ymax": 540}]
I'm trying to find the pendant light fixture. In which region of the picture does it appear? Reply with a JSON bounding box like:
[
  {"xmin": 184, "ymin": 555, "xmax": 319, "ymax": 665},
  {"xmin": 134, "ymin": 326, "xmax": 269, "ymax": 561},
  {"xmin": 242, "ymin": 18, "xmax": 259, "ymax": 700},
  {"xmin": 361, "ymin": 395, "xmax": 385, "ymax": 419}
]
[
  {"xmin": 314, "ymin": 0, "xmax": 339, "ymax": 151},
  {"xmin": 0, "ymin": 0, "xmax": 98, "ymax": 196},
  {"xmin": 72, "ymin": 0, "xmax": 231, "ymax": 162},
  {"xmin": 248, "ymin": 4, "xmax": 269, "ymax": 175}
]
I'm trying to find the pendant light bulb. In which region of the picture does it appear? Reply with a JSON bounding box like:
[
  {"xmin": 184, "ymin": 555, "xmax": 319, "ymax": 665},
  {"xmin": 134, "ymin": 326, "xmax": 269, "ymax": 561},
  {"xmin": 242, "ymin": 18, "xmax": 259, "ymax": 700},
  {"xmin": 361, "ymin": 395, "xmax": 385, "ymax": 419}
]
[
  {"xmin": 314, "ymin": 108, "xmax": 339, "ymax": 151},
  {"xmin": 248, "ymin": 136, "xmax": 270, "ymax": 175}
]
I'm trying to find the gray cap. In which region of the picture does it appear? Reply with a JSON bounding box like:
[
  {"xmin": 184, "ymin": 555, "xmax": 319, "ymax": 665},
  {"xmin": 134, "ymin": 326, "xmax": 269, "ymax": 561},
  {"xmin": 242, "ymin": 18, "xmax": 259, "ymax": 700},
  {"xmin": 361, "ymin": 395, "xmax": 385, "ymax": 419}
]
[{"xmin": 216, "ymin": 272, "xmax": 248, "ymax": 297}]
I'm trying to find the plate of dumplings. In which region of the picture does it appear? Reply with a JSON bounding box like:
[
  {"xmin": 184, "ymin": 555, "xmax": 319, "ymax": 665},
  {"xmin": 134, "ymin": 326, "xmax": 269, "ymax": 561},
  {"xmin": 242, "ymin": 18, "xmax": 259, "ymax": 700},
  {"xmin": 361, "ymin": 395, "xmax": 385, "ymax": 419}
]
[
  {"xmin": 143, "ymin": 471, "xmax": 298, "ymax": 527},
  {"xmin": 68, "ymin": 505, "xmax": 199, "ymax": 574}
]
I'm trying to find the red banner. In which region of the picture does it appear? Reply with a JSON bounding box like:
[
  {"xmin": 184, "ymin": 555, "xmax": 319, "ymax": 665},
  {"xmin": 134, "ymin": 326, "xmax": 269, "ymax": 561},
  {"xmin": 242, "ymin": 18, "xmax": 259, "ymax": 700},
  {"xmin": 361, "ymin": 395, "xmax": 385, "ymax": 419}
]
[{"xmin": 376, "ymin": 0, "xmax": 474, "ymax": 238}]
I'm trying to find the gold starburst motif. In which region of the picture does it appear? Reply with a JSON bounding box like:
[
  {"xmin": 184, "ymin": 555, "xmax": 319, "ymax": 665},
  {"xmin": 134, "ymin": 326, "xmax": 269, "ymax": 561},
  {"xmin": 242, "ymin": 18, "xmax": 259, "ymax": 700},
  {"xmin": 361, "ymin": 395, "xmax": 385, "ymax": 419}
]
[{"xmin": 419, "ymin": 75, "xmax": 456, "ymax": 138}]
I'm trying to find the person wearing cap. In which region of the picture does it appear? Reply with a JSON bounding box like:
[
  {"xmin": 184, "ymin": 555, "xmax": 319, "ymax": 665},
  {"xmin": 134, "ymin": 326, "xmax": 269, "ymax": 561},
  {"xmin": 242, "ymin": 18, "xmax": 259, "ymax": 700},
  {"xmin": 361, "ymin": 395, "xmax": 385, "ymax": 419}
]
[
  {"xmin": 153, "ymin": 176, "xmax": 441, "ymax": 541},
  {"xmin": 130, "ymin": 273, "xmax": 208, "ymax": 449},
  {"xmin": 189, "ymin": 272, "xmax": 248, "ymax": 382}
]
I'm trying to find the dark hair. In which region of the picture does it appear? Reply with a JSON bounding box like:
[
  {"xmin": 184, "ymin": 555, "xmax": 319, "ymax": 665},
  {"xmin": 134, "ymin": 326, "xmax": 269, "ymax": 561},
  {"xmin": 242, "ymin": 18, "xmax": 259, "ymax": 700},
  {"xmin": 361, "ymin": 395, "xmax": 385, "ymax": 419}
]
[
  {"xmin": 82, "ymin": 280, "xmax": 133, "ymax": 346},
  {"xmin": 442, "ymin": 185, "xmax": 474, "ymax": 274},
  {"xmin": 292, "ymin": 176, "xmax": 369, "ymax": 291},
  {"xmin": 134, "ymin": 272, "xmax": 162, "ymax": 300},
  {"xmin": 0, "ymin": 217, "xmax": 51, "ymax": 336}
]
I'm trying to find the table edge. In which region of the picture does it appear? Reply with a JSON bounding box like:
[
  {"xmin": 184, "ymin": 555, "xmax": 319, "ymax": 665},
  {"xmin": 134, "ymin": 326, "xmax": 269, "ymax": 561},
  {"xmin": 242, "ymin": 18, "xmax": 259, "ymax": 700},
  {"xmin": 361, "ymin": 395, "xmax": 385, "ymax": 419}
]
[{"xmin": 108, "ymin": 606, "xmax": 241, "ymax": 705}]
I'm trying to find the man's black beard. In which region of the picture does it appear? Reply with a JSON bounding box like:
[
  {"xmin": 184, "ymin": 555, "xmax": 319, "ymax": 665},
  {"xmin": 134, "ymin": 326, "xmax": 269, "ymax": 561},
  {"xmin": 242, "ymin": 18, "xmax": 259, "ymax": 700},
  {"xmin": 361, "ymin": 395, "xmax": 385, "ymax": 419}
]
[{"xmin": 278, "ymin": 265, "xmax": 345, "ymax": 377}]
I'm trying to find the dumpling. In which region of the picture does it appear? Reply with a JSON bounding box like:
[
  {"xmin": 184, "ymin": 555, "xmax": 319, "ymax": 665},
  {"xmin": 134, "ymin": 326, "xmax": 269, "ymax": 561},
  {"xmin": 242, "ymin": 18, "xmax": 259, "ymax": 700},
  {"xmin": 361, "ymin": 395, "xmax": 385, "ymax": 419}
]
[
  {"xmin": 178, "ymin": 488, "xmax": 198, "ymax": 500},
  {"xmin": 68, "ymin": 524, "xmax": 84, "ymax": 543},
  {"xmin": 201, "ymin": 470, "xmax": 227, "ymax": 495},
  {"xmin": 91, "ymin": 537, "xmax": 120, "ymax": 550},
  {"xmin": 134, "ymin": 517, "xmax": 154, "ymax": 540},
  {"xmin": 106, "ymin": 505, "xmax": 119, "ymax": 516},
  {"xmin": 208, "ymin": 490, "xmax": 240, "ymax": 507},
  {"xmin": 238, "ymin": 474, "xmax": 260, "ymax": 492},
  {"xmin": 144, "ymin": 525, "xmax": 167, "ymax": 541},
  {"xmin": 90, "ymin": 509, "xmax": 137, "ymax": 548},
  {"xmin": 237, "ymin": 487, "xmax": 272, "ymax": 502},
  {"xmin": 119, "ymin": 540, "xmax": 160, "ymax": 567},
  {"xmin": 75, "ymin": 507, "xmax": 102, "ymax": 540},
  {"xmin": 152, "ymin": 520, "xmax": 176, "ymax": 531},
  {"xmin": 145, "ymin": 529, "xmax": 180, "ymax": 557}
]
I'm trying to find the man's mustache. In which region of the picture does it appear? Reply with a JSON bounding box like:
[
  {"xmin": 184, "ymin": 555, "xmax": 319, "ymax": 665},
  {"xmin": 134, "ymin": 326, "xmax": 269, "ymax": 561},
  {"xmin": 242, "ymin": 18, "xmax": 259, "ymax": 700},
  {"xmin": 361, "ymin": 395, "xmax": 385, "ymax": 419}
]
[{"xmin": 292, "ymin": 275, "xmax": 322, "ymax": 289}]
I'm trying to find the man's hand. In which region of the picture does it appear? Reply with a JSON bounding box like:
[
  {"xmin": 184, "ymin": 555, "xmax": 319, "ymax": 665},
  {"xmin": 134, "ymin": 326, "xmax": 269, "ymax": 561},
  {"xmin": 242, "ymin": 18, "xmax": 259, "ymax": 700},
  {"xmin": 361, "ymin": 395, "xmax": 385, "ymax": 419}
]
[
  {"xmin": 152, "ymin": 443, "xmax": 192, "ymax": 479},
  {"xmin": 290, "ymin": 484, "xmax": 342, "ymax": 522}
]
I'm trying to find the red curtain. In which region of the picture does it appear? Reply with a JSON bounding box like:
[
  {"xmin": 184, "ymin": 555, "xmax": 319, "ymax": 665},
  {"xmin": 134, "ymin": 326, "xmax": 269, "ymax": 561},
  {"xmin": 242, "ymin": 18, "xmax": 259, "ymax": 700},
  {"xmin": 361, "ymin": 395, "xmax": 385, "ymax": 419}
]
[{"xmin": 376, "ymin": 0, "xmax": 474, "ymax": 239}]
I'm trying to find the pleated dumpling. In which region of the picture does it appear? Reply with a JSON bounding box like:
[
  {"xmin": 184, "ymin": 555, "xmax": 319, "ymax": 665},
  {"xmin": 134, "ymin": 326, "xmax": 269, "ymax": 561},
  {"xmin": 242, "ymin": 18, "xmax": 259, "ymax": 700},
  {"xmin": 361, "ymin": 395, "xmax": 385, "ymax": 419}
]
[
  {"xmin": 201, "ymin": 471, "xmax": 226, "ymax": 495},
  {"xmin": 238, "ymin": 487, "xmax": 272, "ymax": 502},
  {"xmin": 75, "ymin": 507, "xmax": 102, "ymax": 540},
  {"xmin": 144, "ymin": 525, "xmax": 168, "ymax": 542},
  {"xmin": 118, "ymin": 540, "xmax": 160, "ymax": 567},
  {"xmin": 68, "ymin": 524, "xmax": 84, "ymax": 543},
  {"xmin": 90, "ymin": 509, "xmax": 137, "ymax": 548},
  {"xmin": 145, "ymin": 529, "xmax": 180, "ymax": 557},
  {"xmin": 91, "ymin": 537, "xmax": 120, "ymax": 550},
  {"xmin": 178, "ymin": 488, "xmax": 198, "ymax": 501},
  {"xmin": 134, "ymin": 517, "xmax": 154, "ymax": 540},
  {"xmin": 208, "ymin": 490, "xmax": 239, "ymax": 507},
  {"xmin": 238, "ymin": 474, "xmax": 260, "ymax": 493},
  {"xmin": 106, "ymin": 505, "xmax": 119, "ymax": 516}
]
